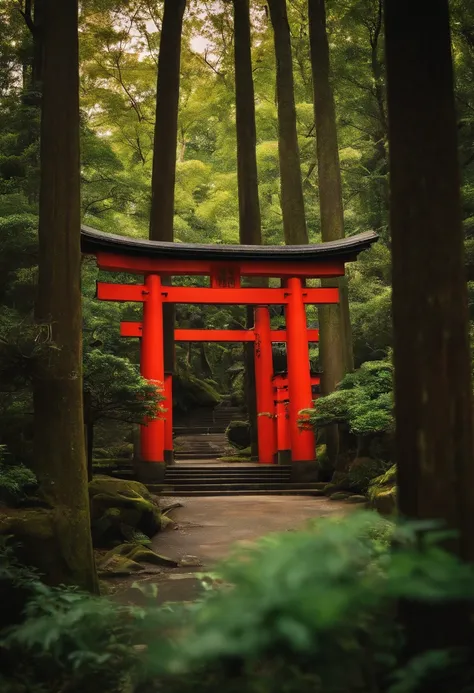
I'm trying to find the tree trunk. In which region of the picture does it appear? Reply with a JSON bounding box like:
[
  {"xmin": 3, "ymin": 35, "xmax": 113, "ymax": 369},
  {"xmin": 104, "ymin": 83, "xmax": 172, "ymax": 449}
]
[
  {"xmin": 234, "ymin": 0, "xmax": 268, "ymax": 457},
  {"xmin": 33, "ymin": 0, "xmax": 98, "ymax": 593},
  {"xmin": 268, "ymin": 0, "xmax": 308, "ymax": 244},
  {"xmin": 149, "ymin": 0, "xmax": 186, "ymax": 385},
  {"xmin": 385, "ymin": 0, "xmax": 474, "ymax": 654},
  {"xmin": 308, "ymin": 0, "xmax": 353, "ymax": 470},
  {"xmin": 233, "ymin": 0, "xmax": 264, "ymax": 458},
  {"xmin": 32, "ymin": 0, "xmax": 45, "ymax": 91},
  {"xmin": 86, "ymin": 421, "xmax": 93, "ymax": 483},
  {"xmin": 234, "ymin": 0, "xmax": 262, "ymax": 248}
]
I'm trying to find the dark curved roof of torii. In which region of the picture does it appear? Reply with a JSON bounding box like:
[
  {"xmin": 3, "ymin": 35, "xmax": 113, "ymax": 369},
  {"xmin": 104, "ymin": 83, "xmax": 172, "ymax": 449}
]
[{"xmin": 81, "ymin": 226, "xmax": 378, "ymax": 263}]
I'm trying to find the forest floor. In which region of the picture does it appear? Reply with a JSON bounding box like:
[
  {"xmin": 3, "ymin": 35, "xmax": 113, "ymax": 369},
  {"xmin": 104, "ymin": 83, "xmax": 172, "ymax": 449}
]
[{"xmin": 109, "ymin": 495, "xmax": 352, "ymax": 606}]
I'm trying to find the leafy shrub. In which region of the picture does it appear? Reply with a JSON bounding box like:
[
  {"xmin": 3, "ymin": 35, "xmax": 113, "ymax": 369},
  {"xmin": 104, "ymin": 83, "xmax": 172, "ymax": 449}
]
[
  {"xmin": 0, "ymin": 446, "xmax": 38, "ymax": 506},
  {"xmin": 309, "ymin": 359, "xmax": 394, "ymax": 437}
]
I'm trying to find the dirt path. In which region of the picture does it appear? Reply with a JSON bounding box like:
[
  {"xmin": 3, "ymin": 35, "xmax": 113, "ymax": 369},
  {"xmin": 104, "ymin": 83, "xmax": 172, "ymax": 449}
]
[{"xmin": 112, "ymin": 495, "xmax": 352, "ymax": 606}]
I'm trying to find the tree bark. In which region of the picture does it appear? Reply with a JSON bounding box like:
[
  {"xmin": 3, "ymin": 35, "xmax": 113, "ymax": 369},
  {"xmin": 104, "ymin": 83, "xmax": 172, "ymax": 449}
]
[
  {"xmin": 268, "ymin": 0, "xmax": 308, "ymax": 244},
  {"xmin": 33, "ymin": 0, "xmax": 98, "ymax": 592},
  {"xmin": 309, "ymin": 0, "xmax": 353, "ymax": 378},
  {"xmin": 308, "ymin": 0, "xmax": 353, "ymax": 470},
  {"xmin": 233, "ymin": 0, "xmax": 264, "ymax": 458},
  {"xmin": 234, "ymin": 0, "xmax": 262, "ymax": 248},
  {"xmin": 86, "ymin": 421, "xmax": 93, "ymax": 483},
  {"xmin": 149, "ymin": 0, "xmax": 186, "ymax": 384},
  {"xmin": 32, "ymin": 0, "xmax": 45, "ymax": 91},
  {"xmin": 385, "ymin": 0, "xmax": 474, "ymax": 653}
]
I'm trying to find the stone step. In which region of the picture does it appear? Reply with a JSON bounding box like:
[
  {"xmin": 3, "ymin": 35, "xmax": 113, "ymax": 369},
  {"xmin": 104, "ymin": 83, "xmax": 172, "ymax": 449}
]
[
  {"xmin": 165, "ymin": 474, "xmax": 291, "ymax": 488},
  {"xmin": 174, "ymin": 450, "xmax": 228, "ymax": 460},
  {"xmin": 167, "ymin": 467, "xmax": 291, "ymax": 473},
  {"xmin": 157, "ymin": 482, "xmax": 319, "ymax": 492},
  {"xmin": 147, "ymin": 487, "xmax": 325, "ymax": 497},
  {"xmin": 173, "ymin": 426, "xmax": 228, "ymax": 435},
  {"xmin": 175, "ymin": 433, "xmax": 229, "ymax": 440},
  {"xmin": 165, "ymin": 469, "xmax": 291, "ymax": 476}
]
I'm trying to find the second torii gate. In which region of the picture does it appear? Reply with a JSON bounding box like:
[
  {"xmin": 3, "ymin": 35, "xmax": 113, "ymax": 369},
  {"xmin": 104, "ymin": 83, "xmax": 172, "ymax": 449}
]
[
  {"xmin": 81, "ymin": 226, "xmax": 377, "ymax": 482},
  {"xmin": 119, "ymin": 321, "xmax": 321, "ymax": 465}
]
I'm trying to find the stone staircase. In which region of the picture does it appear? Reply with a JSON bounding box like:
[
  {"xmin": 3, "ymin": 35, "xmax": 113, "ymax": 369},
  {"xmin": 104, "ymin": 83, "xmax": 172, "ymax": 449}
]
[
  {"xmin": 174, "ymin": 406, "xmax": 244, "ymax": 435},
  {"xmin": 148, "ymin": 464, "xmax": 326, "ymax": 497},
  {"xmin": 173, "ymin": 432, "xmax": 234, "ymax": 460}
]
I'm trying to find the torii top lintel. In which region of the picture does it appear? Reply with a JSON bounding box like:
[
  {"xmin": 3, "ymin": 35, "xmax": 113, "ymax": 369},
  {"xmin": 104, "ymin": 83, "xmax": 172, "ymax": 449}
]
[{"xmin": 81, "ymin": 226, "xmax": 378, "ymax": 278}]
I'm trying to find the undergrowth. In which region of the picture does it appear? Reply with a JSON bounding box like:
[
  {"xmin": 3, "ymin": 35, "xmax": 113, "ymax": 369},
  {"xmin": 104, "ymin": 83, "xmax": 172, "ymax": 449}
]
[
  {"xmin": 0, "ymin": 446, "xmax": 38, "ymax": 505},
  {"xmin": 2, "ymin": 513, "xmax": 474, "ymax": 693}
]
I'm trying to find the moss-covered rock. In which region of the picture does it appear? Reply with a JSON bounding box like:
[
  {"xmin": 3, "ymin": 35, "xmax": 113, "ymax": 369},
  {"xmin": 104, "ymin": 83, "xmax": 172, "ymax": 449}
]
[
  {"xmin": 329, "ymin": 492, "xmax": 351, "ymax": 501},
  {"xmin": 346, "ymin": 457, "xmax": 392, "ymax": 494},
  {"xmin": 329, "ymin": 457, "xmax": 391, "ymax": 496},
  {"xmin": 368, "ymin": 464, "xmax": 397, "ymax": 515},
  {"xmin": 89, "ymin": 476, "xmax": 161, "ymax": 547},
  {"xmin": 226, "ymin": 420, "xmax": 251, "ymax": 450},
  {"xmin": 346, "ymin": 495, "xmax": 368, "ymax": 504},
  {"xmin": 323, "ymin": 482, "xmax": 340, "ymax": 496},
  {"xmin": 99, "ymin": 553, "xmax": 144, "ymax": 576},
  {"xmin": 173, "ymin": 371, "xmax": 222, "ymax": 414},
  {"xmin": 98, "ymin": 543, "xmax": 178, "ymax": 575}
]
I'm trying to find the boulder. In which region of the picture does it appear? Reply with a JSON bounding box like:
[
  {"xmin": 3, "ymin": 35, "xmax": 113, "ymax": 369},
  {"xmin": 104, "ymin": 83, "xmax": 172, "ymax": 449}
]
[
  {"xmin": 89, "ymin": 476, "xmax": 161, "ymax": 547},
  {"xmin": 346, "ymin": 495, "xmax": 368, "ymax": 504},
  {"xmin": 347, "ymin": 457, "xmax": 391, "ymax": 494},
  {"xmin": 368, "ymin": 464, "xmax": 397, "ymax": 516},
  {"xmin": 226, "ymin": 420, "xmax": 251, "ymax": 450},
  {"xmin": 329, "ymin": 491, "xmax": 351, "ymax": 501}
]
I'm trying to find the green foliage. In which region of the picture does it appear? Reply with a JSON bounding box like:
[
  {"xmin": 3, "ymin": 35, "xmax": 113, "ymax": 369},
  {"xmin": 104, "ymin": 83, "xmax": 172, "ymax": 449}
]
[
  {"xmin": 309, "ymin": 359, "xmax": 394, "ymax": 437},
  {"xmin": 0, "ymin": 446, "xmax": 37, "ymax": 506},
  {"xmin": 83, "ymin": 350, "xmax": 163, "ymax": 425},
  {"xmin": 4, "ymin": 513, "xmax": 474, "ymax": 692}
]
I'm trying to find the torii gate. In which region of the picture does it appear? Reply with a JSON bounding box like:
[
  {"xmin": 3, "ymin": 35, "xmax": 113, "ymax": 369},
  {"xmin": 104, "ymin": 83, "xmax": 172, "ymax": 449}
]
[{"xmin": 81, "ymin": 226, "xmax": 377, "ymax": 482}]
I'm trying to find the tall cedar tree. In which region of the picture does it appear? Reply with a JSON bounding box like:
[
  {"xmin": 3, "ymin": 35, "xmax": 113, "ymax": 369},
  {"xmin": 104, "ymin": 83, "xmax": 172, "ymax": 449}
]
[
  {"xmin": 385, "ymin": 0, "xmax": 474, "ymax": 653},
  {"xmin": 267, "ymin": 0, "xmax": 308, "ymax": 244},
  {"xmin": 233, "ymin": 0, "xmax": 263, "ymax": 457},
  {"xmin": 309, "ymin": 0, "xmax": 353, "ymax": 469},
  {"xmin": 149, "ymin": 0, "xmax": 186, "ymax": 391},
  {"xmin": 20, "ymin": 0, "xmax": 45, "ymax": 91},
  {"xmin": 34, "ymin": 0, "xmax": 98, "ymax": 592}
]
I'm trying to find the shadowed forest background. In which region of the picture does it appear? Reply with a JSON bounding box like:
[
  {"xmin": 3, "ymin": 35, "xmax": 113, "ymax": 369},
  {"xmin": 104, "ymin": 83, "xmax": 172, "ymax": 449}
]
[{"xmin": 2, "ymin": 1, "xmax": 474, "ymax": 692}]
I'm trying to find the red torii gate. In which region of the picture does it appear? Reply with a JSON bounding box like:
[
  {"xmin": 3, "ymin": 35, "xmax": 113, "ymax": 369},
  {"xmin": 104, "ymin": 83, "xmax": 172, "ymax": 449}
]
[{"xmin": 81, "ymin": 226, "xmax": 377, "ymax": 482}]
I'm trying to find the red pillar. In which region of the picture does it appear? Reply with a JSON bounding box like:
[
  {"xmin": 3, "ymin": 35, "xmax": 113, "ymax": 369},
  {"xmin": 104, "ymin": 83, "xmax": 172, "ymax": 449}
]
[
  {"xmin": 140, "ymin": 274, "xmax": 165, "ymax": 466},
  {"xmin": 164, "ymin": 373, "xmax": 173, "ymax": 464},
  {"xmin": 273, "ymin": 374, "xmax": 291, "ymax": 465},
  {"xmin": 254, "ymin": 306, "xmax": 276, "ymax": 464},
  {"xmin": 285, "ymin": 277, "xmax": 316, "ymax": 462}
]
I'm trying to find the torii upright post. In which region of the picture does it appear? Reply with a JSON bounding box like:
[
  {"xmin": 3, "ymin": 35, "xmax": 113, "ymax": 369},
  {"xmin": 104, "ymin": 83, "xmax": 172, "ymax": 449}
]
[
  {"xmin": 285, "ymin": 277, "xmax": 316, "ymax": 477},
  {"xmin": 139, "ymin": 273, "xmax": 166, "ymax": 481},
  {"xmin": 164, "ymin": 373, "xmax": 173, "ymax": 465},
  {"xmin": 254, "ymin": 306, "xmax": 276, "ymax": 464}
]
